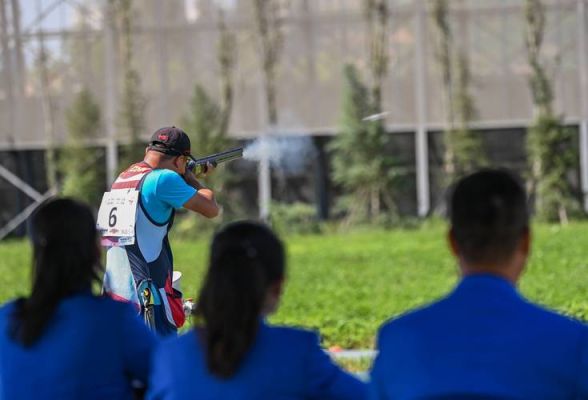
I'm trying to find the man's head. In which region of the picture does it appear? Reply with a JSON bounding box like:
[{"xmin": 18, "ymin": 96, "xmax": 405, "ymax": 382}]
[
  {"xmin": 448, "ymin": 169, "xmax": 530, "ymax": 282},
  {"xmin": 144, "ymin": 126, "xmax": 194, "ymax": 174}
]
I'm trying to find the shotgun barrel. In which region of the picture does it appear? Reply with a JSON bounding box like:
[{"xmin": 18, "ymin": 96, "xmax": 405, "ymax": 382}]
[{"xmin": 187, "ymin": 147, "xmax": 243, "ymax": 175}]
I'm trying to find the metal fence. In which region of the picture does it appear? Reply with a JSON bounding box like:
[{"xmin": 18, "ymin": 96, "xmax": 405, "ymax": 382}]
[{"xmin": 1, "ymin": 0, "xmax": 588, "ymax": 223}]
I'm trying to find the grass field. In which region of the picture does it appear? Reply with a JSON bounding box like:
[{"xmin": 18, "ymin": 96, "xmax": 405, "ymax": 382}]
[{"xmin": 1, "ymin": 221, "xmax": 588, "ymax": 350}]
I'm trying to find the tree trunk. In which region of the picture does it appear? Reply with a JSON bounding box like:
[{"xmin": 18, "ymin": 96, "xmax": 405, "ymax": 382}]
[
  {"xmin": 0, "ymin": 0, "xmax": 15, "ymax": 139},
  {"xmin": 38, "ymin": 31, "xmax": 58, "ymax": 189},
  {"xmin": 365, "ymin": 0, "xmax": 388, "ymax": 113},
  {"xmin": 217, "ymin": 8, "xmax": 236, "ymax": 137}
]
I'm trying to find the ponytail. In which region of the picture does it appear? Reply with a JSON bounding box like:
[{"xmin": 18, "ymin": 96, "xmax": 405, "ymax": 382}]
[
  {"xmin": 10, "ymin": 198, "xmax": 101, "ymax": 347},
  {"xmin": 195, "ymin": 222, "xmax": 285, "ymax": 378}
]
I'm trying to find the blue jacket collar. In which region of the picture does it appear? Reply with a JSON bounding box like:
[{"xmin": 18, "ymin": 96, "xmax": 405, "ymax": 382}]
[{"xmin": 454, "ymin": 273, "xmax": 520, "ymax": 298}]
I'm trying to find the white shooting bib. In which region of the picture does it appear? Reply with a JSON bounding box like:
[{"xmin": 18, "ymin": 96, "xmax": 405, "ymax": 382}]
[{"xmin": 97, "ymin": 189, "xmax": 140, "ymax": 244}]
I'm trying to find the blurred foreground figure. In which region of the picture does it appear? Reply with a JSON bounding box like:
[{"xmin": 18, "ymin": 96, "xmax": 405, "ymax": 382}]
[
  {"xmin": 0, "ymin": 198, "xmax": 156, "ymax": 400},
  {"xmin": 98, "ymin": 127, "xmax": 219, "ymax": 336},
  {"xmin": 147, "ymin": 221, "xmax": 367, "ymax": 400},
  {"xmin": 370, "ymin": 169, "xmax": 588, "ymax": 400}
]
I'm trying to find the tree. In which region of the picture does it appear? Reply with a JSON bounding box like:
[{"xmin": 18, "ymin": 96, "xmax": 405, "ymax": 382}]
[
  {"xmin": 184, "ymin": 8, "xmax": 236, "ymax": 153},
  {"xmin": 182, "ymin": 85, "xmax": 230, "ymax": 158},
  {"xmin": 59, "ymin": 88, "xmax": 104, "ymax": 206},
  {"xmin": 180, "ymin": 84, "xmax": 236, "ymax": 218},
  {"xmin": 36, "ymin": 32, "xmax": 58, "ymax": 189},
  {"xmin": 10, "ymin": 0, "xmax": 25, "ymax": 97},
  {"xmin": 66, "ymin": 4, "xmax": 104, "ymax": 88},
  {"xmin": 252, "ymin": 0, "xmax": 284, "ymax": 126},
  {"xmin": 364, "ymin": 0, "xmax": 388, "ymax": 112},
  {"xmin": 178, "ymin": 9, "xmax": 238, "ymax": 223},
  {"xmin": 217, "ymin": 8, "xmax": 237, "ymax": 137},
  {"xmin": 524, "ymin": 0, "xmax": 578, "ymax": 223},
  {"xmin": 329, "ymin": 64, "xmax": 396, "ymax": 223},
  {"xmin": 116, "ymin": 0, "xmax": 146, "ymax": 166},
  {"xmin": 0, "ymin": 0, "xmax": 14, "ymax": 136},
  {"xmin": 328, "ymin": 2, "xmax": 396, "ymax": 223},
  {"xmin": 432, "ymin": 0, "xmax": 485, "ymax": 180}
]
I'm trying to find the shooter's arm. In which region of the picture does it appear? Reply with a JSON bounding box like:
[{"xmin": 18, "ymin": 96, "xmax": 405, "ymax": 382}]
[{"xmin": 182, "ymin": 170, "xmax": 219, "ymax": 218}]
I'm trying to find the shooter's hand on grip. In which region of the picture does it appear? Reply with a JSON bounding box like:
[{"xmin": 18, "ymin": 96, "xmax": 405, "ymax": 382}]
[
  {"xmin": 188, "ymin": 161, "xmax": 216, "ymax": 178},
  {"xmin": 183, "ymin": 165, "xmax": 213, "ymax": 188},
  {"xmin": 186, "ymin": 160, "xmax": 217, "ymax": 177}
]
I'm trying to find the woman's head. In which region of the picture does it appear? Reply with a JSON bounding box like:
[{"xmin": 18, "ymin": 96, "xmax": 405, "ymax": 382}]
[
  {"xmin": 196, "ymin": 221, "xmax": 286, "ymax": 378},
  {"xmin": 11, "ymin": 197, "xmax": 102, "ymax": 346},
  {"xmin": 29, "ymin": 197, "xmax": 101, "ymax": 288}
]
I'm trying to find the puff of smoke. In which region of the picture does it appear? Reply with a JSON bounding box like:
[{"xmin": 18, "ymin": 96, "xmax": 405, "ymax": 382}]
[{"xmin": 243, "ymin": 136, "xmax": 317, "ymax": 175}]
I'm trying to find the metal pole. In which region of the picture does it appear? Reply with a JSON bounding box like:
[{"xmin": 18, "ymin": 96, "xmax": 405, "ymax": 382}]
[
  {"xmin": 414, "ymin": 0, "xmax": 430, "ymax": 217},
  {"xmin": 256, "ymin": 66, "xmax": 272, "ymax": 221},
  {"xmin": 104, "ymin": 1, "xmax": 118, "ymax": 184},
  {"xmin": 0, "ymin": 188, "xmax": 56, "ymax": 241},
  {"xmin": 255, "ymin": 10, "xmax": 272, "ymax": 223},
  {"xmin": 0, "ymin": 164, "xmax": 44, "ymax": 201},
  {"xmin": 578, "ymin": 0, "xmax": 588, "ymax": 212},
  {"xmin": 259, "ymin": 135, "xmax": 271, "ymax": 221}
]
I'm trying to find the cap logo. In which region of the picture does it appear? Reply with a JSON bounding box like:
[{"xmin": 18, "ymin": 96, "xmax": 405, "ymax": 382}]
[{"xmin": 158, "ymin": 133, "xmax": 168, "ymax": 140}]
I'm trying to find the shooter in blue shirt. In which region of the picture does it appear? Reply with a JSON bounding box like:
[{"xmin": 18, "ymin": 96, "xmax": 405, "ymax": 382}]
[
  {"xmin": 147, "ymin": 221, "xmax": 367, "ymax": 400},
  {"xmin": 100, "ymin": 126, "xmax": 219, "ymax": 336},
  {"xmin": 0, "ymin": 198, "xmax": 156, "ymax": 400}
]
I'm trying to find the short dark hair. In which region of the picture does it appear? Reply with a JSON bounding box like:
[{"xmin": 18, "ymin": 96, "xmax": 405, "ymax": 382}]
[{"xmin": 449, "ymin": 169, "xmax": 529, "ymax": 265}]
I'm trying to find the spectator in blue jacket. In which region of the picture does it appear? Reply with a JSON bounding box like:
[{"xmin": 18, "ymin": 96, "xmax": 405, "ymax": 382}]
[
  {"xmin": 370, "ymin": 169, "xmax": 588, "ymax": 399},
  {"xmin": 148, "ymin": 221, "xmax": 367, "ymax": 400},
  {"xmin": 0, "ymin": 198, "xmax": 156, "ymax": 400}
]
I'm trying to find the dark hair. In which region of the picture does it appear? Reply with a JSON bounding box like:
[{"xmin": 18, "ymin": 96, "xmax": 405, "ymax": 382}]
[
  {"xmin": 195, "ymin": 221, "xmax": 285, "ymax": 379},
  {"xmin": 449, "ymin": 169, "xmax": 529, "ymax": 265},
  {"xmin": 10, "ymin": 198, "xmax": 101, "ymax": 346}
]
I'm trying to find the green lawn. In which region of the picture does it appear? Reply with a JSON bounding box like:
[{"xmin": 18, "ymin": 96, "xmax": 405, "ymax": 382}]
[{"xmin": 1, "ymin": 221, "xmax": 588, "ymax": 350}]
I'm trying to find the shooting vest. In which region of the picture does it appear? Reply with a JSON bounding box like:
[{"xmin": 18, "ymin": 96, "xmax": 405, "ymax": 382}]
[{"xmin": 98, "ymin": 162, "xmax": 185, "ymax": 336}]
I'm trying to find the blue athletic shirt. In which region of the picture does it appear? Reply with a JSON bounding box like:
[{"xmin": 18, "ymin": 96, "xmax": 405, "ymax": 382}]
[{"xmin": 140, "ymin": 169, "xmax": 197, "ymax": 223}]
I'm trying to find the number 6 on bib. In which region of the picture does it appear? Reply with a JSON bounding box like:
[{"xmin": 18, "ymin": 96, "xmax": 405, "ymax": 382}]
[{"xmin": 97, "ymin": 189, "xmax": 139, "ymax": 245}]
